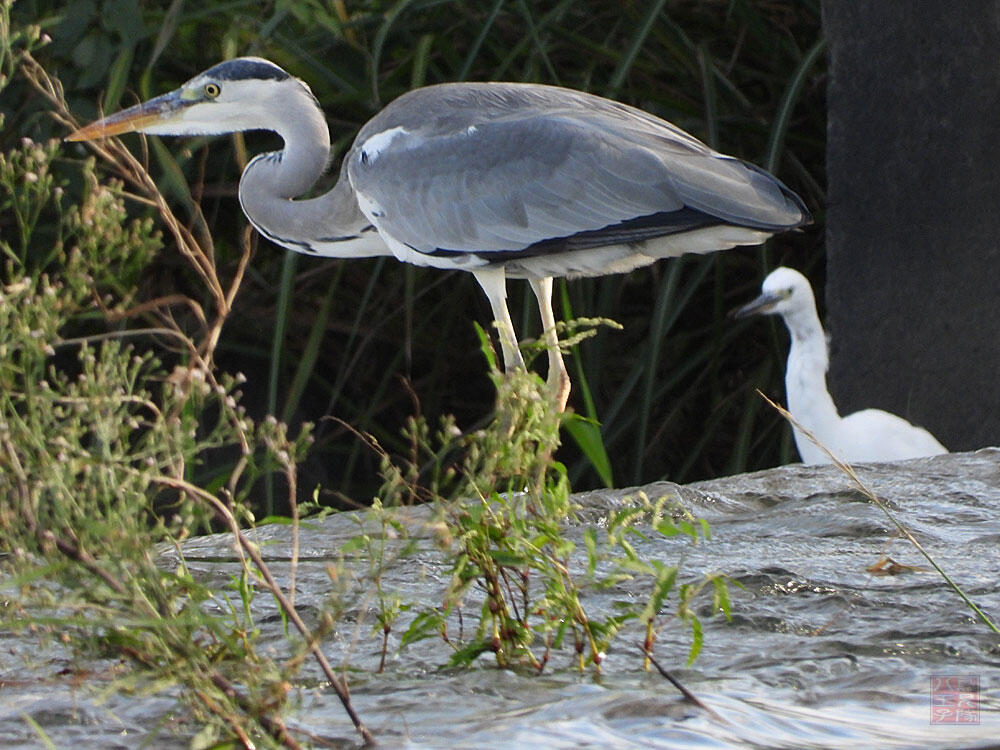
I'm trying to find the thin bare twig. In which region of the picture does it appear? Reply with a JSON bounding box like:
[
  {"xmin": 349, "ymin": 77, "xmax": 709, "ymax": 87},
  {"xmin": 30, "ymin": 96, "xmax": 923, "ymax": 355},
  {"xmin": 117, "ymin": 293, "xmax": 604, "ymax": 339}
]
[
  {"xmin": 17, "ymin": 51, "xmax": 375, "ymax": 744},
  {"xmin": 758, "ymin": 390, "xmax": 1000, "ymax": 636},
  {"xmin": 208, "ymin": 671, "xmax": 304, "ymax": 750},
  {"xmin": 642, "ymin": 647, "xmax": 725, "ymax": 723},
  {"xmin": 153, "ymin": 473, "xmax": 375, "ymax": 746},
  {"xmin": 21, "ymin": 53, "xmax": 227, "ymax": 315}
]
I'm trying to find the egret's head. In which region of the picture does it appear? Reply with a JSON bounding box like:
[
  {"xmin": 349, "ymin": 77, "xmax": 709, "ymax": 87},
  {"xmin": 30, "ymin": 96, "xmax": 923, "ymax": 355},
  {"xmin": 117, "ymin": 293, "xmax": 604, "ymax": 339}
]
[
  {"xmin": 732, "ymin": 266, "xmax": 815, "ymax": 319},
  {"xmin": 66, "ymin": 57, "xmax": 315, "ymax": 141}
]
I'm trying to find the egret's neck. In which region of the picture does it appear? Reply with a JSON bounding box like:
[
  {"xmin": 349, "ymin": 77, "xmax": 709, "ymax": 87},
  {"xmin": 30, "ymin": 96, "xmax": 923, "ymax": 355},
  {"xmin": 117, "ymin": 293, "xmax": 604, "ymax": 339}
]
[
  {"xmin": 781, "ymin": 305, "xmax": 841, "ymax": 454},
  {"xmin": 238, "ymin": 94, "xmax": 370, "ymax": 250}
]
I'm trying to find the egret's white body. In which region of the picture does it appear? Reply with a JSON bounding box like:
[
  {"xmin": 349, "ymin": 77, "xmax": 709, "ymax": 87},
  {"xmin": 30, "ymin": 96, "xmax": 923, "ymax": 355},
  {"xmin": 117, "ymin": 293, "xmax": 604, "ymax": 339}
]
[
  {"xmin": 735, "ymin": 267, "xmax": 947, "ymax": 464},
  {"xmin": 68, "ymin": 57, "xmax": 810, "ymax": 409}
]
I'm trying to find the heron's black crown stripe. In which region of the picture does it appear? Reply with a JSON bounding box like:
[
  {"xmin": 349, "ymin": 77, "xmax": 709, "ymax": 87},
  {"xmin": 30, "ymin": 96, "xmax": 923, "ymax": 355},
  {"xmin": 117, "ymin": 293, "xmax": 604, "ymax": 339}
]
[{"xmin": 203, "ymin": 59, "xmax": 289, "ymax": 83}]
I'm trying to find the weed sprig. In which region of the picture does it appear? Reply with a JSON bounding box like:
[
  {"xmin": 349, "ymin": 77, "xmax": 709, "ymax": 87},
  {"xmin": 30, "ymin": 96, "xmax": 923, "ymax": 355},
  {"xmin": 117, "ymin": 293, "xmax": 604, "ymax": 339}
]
[
  {"xmin": 346, "ymin": 352, "xmax": 731, "ymax": 675},
  {"xmin": 0, "ymin": 18, "xmax": 372, "ymax": 746}
]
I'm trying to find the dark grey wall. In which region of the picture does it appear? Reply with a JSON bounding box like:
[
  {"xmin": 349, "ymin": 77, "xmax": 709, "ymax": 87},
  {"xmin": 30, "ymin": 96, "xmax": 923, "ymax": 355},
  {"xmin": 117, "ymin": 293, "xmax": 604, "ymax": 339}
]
[{"xmin": 823, "ymin": 1, "xmax": 1000, "ymax": 451}]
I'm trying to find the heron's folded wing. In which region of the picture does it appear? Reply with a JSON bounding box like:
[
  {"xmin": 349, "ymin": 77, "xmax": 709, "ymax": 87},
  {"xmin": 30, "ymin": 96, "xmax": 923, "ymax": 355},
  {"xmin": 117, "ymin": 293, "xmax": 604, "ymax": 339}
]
[{"xmin": 348, "ymin": 112, "xmax": 803, "ymax": 256}]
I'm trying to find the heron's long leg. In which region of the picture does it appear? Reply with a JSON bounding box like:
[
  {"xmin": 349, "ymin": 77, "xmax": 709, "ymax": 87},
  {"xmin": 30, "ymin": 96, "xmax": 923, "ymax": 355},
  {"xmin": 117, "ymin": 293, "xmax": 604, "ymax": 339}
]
[
  {"xmin": 472, "ymin": 265, "xmax": 524, "ymax": 373},
  {"xmin": 529, "ymin": 276, "xmax": 570, "ymax": 412}
]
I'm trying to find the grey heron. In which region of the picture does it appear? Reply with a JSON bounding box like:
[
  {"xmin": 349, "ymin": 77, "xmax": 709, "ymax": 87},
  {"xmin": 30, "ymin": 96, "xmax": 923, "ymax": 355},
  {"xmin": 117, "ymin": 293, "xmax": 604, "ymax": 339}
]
[
  {"xmin": 734, "ymin": 267, "xmax": 947, "ymax": 464},
  {"xmin": 68, "ymin": 57, "xmax": 811, "ymax": 410}
]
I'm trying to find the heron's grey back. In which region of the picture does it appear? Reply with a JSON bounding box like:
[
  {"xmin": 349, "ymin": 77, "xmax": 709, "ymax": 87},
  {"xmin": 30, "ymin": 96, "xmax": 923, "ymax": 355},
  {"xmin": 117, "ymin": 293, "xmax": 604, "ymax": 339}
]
[{"xmin": 347, "ymin": 82, "xmax": 808, "ymax": 255}]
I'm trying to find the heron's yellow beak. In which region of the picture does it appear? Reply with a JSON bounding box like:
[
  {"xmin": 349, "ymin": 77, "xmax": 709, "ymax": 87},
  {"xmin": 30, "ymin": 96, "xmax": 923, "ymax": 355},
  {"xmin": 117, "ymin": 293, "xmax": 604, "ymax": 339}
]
[{"xmin": 65, "ymin": 90, "xmax": 186, "ymax": 141}]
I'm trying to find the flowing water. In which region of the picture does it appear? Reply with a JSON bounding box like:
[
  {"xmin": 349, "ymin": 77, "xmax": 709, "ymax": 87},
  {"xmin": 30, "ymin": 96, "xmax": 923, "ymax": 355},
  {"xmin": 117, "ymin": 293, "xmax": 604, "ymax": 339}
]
[{"xmin": 3, "ymin": 449, "xmax": 999, "ymax": 748}]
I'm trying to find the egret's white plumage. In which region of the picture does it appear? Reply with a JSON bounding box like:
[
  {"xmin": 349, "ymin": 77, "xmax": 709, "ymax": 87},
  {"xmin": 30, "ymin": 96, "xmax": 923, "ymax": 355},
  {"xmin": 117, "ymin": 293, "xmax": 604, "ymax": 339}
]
[
  {"xmin": 68, "ymin": 57, "xmax": 811, "ymax": 410},
  {"xmin": 735, "ymin": 267, "xmax": 947, "ymax": 464}
]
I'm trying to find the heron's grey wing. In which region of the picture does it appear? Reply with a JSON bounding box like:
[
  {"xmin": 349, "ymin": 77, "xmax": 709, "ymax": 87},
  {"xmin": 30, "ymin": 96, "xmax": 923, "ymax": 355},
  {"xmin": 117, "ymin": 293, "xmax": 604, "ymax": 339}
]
[{"xmin": 348, "ymin": 106, "xmax": 804, "ymax": 256}]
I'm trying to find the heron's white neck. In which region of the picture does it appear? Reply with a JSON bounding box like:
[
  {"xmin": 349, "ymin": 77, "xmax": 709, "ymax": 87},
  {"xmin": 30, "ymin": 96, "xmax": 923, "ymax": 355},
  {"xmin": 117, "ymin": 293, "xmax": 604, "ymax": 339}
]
[
  {"xmin": 237, "ymin": 87, "xmax": 371, "ymax": 251},
  {"xmin": 780, "ymin": 302, "xmax": 841, "ymax": 460}
]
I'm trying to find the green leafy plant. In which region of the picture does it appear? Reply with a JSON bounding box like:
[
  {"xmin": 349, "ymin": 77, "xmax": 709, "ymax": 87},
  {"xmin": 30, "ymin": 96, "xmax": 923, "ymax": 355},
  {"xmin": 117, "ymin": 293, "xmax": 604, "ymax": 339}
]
[
  {"xmin": 0, "ymin": 145, "xmax": 320, "ymax": 748},
  {"xmin": 338, "ymin": 346, "xmax": 732, "ymax": 675},
  {"xmin": 0, "ymin": 29, "xmax": 373, "ymax": 746},
  {"xmin": 590, "ymin": 490, "xmax": 734, "ymax": 666}
]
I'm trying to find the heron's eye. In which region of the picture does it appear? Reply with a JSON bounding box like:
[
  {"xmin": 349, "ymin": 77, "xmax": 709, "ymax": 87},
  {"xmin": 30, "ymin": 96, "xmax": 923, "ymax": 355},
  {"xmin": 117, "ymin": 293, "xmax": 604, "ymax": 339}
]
[{"xmin": 204, "ymin": 82, "xmax": 221, "ymax": 98}]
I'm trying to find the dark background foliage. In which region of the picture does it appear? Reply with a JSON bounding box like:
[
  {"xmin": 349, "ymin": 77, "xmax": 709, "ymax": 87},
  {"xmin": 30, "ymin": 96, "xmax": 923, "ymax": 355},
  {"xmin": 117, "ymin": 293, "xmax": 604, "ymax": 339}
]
[{"xmin": 5, "ymin": 0, "xmax": 825, "ymax": 509}]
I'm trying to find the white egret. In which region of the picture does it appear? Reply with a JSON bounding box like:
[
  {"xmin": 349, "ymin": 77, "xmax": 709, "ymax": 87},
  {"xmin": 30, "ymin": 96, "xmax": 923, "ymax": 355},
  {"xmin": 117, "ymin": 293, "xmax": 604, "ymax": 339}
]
[{"xmin": 734, "ymin": 267, "xmax": 947, "ymax": 464}]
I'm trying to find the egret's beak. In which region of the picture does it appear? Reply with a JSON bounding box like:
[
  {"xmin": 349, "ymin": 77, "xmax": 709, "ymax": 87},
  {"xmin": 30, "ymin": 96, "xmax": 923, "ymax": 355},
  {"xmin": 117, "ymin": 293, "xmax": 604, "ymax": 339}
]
[
  {"xmin": 66, "ymin": 90, "xmax": 187, "ymax": 141},
  {"xmin": 730, "ymin": 291, "xmax": 782, "ymax": 320}
]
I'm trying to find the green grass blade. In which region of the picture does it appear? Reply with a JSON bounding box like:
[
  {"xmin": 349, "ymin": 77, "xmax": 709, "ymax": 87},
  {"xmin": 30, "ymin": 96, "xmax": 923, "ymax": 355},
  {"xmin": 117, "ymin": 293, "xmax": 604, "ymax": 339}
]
[
  {"xmin": 696, "ymin": 42, "xmax": 718, "ymax": 148},
  {"xmin": 21, "ymin": 715, "xmax": 56, "ymax": 750},
  {"xmin": 490, "ymin": 0, "xmax": 576, "ymax": 81},
  {"xmin": 410, "ymin": 33, "xmax": 434, "ymax": 89},
  {"xmin": 268, "ymin": 251, "xmax": 298, "ymax": 418},
  {"xmin": 102, "ymin": 45, "xmax": 134, "ymax": 112},
  {"xmin": 370, "ymin": 0, "xmax": 419, "ymax": 106},
  {"xmin": 281, "ymin": 264, "xmax": 344, "ymax": 424},
  {"xmin": 265, "ymin": 251, "xmax": 298, "ymax": 516},
  {"xmin": 765, "ymin": 37, "xmax": 826, "ymax": 173},
  {"xmin": 514, "ymin": 0, "xmax": 559, "ymax": 83},
  {"xmin": 605, "ymin": 0, "xmax": 668, "ymax": 96},
  {"xmin": 631, "ymin": 258, "xmax": 712, "ymax": 483},
  {"xmin": 457, "ymin": 0, "xmax": 505, "ymax": 81},
  {"xmin": 564, "ymin": 413, "xmax": 613, "ymax": 488}
]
